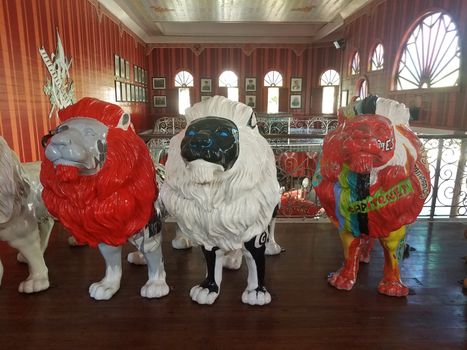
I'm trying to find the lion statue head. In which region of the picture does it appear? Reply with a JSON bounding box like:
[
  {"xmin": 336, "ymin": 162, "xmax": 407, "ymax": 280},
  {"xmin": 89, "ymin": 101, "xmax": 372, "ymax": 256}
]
[
  {"xmin": 160, "ymin": 95, "xmax": 280, "ymax": 251},
  {"xmin": 41, "ymin": 98, "xmax": 156, "ymax": 247}
]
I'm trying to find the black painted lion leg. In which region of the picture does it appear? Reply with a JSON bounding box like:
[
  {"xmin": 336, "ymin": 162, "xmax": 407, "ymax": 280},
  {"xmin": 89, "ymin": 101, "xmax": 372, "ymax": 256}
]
[
  {"xmin": 242, "ymin": 232, "xmax": 271, "ymax": 305},
  {"xmin": 190, "ymin": 246, "xmax": 225, "ymax": 305}
]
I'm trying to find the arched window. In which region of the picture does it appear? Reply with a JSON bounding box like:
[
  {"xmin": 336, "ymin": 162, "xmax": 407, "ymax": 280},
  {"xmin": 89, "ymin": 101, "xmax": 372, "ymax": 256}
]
[
  {"xmin": 357, "ymin": 78, "xmax": 369, "ymax": 100},
  {"xmin": 320, "ymin": 69, "xmax": 340, "ymax": 114},
  {"xmin": 264, "ymin": 71, "xmax": 283, "ymax": 113},
  {"xmin": 219, "ymin": 70, "xmax": 238, "ymax": 102},
  {"xmin": 174, "ymin": 71, "xmax": 194, "ymax": 115},
  {"xmin": 396, "ymin": 12, "xmax": 460, "ymax": 90},
  {"xmin": 370, "ymin": 43, "xmax": 384, "ymax": 71},
  {"xmin": 351, "ymin": 51, "xmax": 360, "ymax": 75}
]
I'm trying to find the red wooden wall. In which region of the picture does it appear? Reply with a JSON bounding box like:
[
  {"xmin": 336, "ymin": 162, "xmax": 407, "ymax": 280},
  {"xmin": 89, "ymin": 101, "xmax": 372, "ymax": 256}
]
[
  {"xmin": 148, "ymin": 46, "xmax": 341, "ymax": 117},
  {"xmin": 0, "ymin": 0, "xmax": 149, "ymax": 162},
  {"xmin": 341, "ymin": 0, "xmax": 467, "ymax": 131}
]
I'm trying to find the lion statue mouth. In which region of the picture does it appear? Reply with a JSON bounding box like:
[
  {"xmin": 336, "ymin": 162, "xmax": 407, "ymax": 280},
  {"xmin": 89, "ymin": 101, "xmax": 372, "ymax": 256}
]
[{"xmin": 186, "ymin": 159, "xmax": 224, "ymax": 185}]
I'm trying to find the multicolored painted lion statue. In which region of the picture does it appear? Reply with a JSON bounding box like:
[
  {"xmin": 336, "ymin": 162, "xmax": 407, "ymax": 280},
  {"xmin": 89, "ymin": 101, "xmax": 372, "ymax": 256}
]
[
  {"xmin": 0, "ymin": 137, "xmax": 53, "ymax": 293},
  {"xmin": 160, "ymin": 96, "xmax": 281, "ymax": 305},
  {"xmin": 313, "ymin": 96, "xmax": 430, "ymax": 296},
  {"xmin": 41, "ymin": 98, "xmax": 169, "ymax": 300}
]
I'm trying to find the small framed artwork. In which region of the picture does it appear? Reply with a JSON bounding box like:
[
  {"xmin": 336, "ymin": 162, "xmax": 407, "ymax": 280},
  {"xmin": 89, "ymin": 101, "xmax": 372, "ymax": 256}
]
[
  {"xmin": 291, "ymin": 77, "xmax": 302, "ymax": 92},
  {"xmin": 341, "ymin": 90, "xmax": 349, "ymax": 107},
  {"xmin": 125, "ymin": 61, "xmax": 130, "ymax": 80},
  {"xmin": 115, "ymin": 80, "xmax": 121, "ymax": 102},
  {"xmin": 153, "ymin": 77, "xmax": 166, "ymax": 90},
  {"xmin": 245, "ymin": 77, "xmax": 256, "ymax": 92},
  {"xmin": 245, "ymin": 95, "xmax": 256, "ymax": 108},
  {"xmin": 121, "ymin": 82, "xmax": 127, "ymax": 102},
  {"xmin": 138, "ymin": 67, "xmax": 143, "ymax": 84},
  {"xmin": 290, "ymin": 95, "xmax": 301, "ymax": 109},
  {"xmin": 114, "ymin": 54, "xmax": 120, "ymax": 77},
  {"xmin": 141, "ymin": 69, "xmax": 146, "ymax": 85},
  {"xmin": 126, "ymin": 83, "xmax": 131, "ymax": 101},
  {"xmin": 130, "ymin": 84, "xmax": 135, "ymax": 102},
  {"xmin": 133, "ymin": 65, "xmax": 139, "ymax": 83},
  {"xmin": 139, "ymin": 86, "xmax": 143, "ymax": 102},
  {"xmin": 154, "ymin": 95, "xmax": 167, "ymax": 108},
  {"xmin": 201, "ymin": 95, "xmax": 212, "ymax": 102},
  {"xmin": 136, "ymin": 86, "xmax": 141, "ymax": 102},
  {"xmin": 200, "ymin": 78, "xmax": 212, "ymax": 92},
  {"xmin": 143, "ymin": 88, "xmax": 147, "ymax": 102},
  {"xmin": 119, "ymin": 57, "xmax": 125, "ymax": 78}
]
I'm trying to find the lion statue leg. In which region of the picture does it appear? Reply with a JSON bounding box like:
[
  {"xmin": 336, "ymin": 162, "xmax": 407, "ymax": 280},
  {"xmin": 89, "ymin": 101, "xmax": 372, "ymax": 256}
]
[
  {"xmin": 172, "ymin": 223, "xmax": 194, "ymax": 249},
  {"xmin": 241, "ymin": 232, "xmax": 271, "ymax": 306},
  {"xmin": 358, "ymin": 234, "xmax": 375, "ymax": 263},
  {"xmin": 328, "ymin": 230, "xmax": 361, "ymax": 291},
  {"xmin": 265, "ymin": 208, "xmax": 282, "ymax": 255},
  {"xmin": 378, "ymin": 226, "xmax": 409, "ymax": 297},
  {"xmin": 16, "ymin": 216, "xmax": 54, "ymax": 263},
  {"xmin": 223, "ymin": 248, "xmax": 243, "ymax": 270},
  {"xmin": 190, "ymin": 246, "xmax": 225, "ymax": 305},
  {"xmin": 89, "ymin": 243, "xmax": 122, "ymax": 300},
  {"xmin": 8, "ymin": 221, "xmax": 49, "ymax": 293}
]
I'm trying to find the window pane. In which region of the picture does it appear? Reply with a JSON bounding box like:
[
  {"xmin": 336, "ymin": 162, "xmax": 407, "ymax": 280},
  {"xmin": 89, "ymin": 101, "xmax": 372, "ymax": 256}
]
[
  {"xmin": 320, "ymin": 69, "xmax": 340, "ymax": 86},
  {"xmin": 264, "ymin": 71, "xmax": 283, "ymax": 87},
  {"xmin": 267, "ymin": 87, "xmax": 279, "ymax": 113},
  {"xmin": 175, "ymin": 71, "xmax": 194, "ymax": 87},
  {"xmin": 178, "ymin": 88, "xmax": 190, "ymax": 115},
  {"xmin": 322, "ymin": 86, "xmax": 335, "ymax": 114},
  {"xmin": 219, "ymin": 71, "xmax": 238, "ymax": 87},
  {"xmin": 370, "ymin": 43, "xmax": 384, "ymax": 71},
  {"xmin": 351, "ymin": 52, "xmax": 360, "ymax": 75},
  {"xmin": 227, "ymin": 87, "xmax": 238, "ymax": 102},
  {"xmin": 396, "ymin": 12, "xmax": 460, "ymax": 90}
]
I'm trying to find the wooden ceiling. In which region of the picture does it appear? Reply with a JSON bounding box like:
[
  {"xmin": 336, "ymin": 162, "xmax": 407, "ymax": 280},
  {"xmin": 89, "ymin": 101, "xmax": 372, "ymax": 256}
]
[{"xmin": 98, "ymin": 0, "xmax": 375, "ymax": 44}]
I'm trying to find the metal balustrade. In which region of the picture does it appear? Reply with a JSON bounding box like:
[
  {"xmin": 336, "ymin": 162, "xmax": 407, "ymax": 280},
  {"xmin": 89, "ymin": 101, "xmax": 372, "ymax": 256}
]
[{"xmin": 144, "ymin": 116, "xmax": 467, "ymax": 220}]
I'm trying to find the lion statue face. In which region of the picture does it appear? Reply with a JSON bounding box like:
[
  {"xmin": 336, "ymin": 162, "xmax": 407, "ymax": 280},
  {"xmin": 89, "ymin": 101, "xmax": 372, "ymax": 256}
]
[
  {"xmin": 340, "ymin": 115, "xmax": 395, "ymax": 174},
  {"xmin": 44, "ymin": 117, "xmax": 108, "ymax": 176}
]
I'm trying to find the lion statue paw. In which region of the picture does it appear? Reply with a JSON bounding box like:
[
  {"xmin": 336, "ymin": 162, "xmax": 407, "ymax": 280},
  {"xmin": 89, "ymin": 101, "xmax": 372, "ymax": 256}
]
[
  {"xmin": 141, "ymin": 279, "xmax": 169, "ymax": 298},
  {"xmin": 190, "ymin": 285, "xmax": 219, "ymax": 305},
  {"xmin": 241, "ymin": 287, "xmax": 271, "ymax": 306}
]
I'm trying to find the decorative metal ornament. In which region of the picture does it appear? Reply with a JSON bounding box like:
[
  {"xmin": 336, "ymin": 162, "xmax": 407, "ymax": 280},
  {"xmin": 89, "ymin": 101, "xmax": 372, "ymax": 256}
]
[{"xmin": 39, "ymin": 30, "xmax": 76, "ymax": 119}]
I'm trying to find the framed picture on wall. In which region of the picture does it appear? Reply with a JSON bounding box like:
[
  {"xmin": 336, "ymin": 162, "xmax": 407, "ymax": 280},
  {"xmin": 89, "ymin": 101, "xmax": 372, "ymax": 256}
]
[
  {"xmin": 153, "ymin": 77, "xmax": 166, "ymax": 89},
  {"xmin": 126, "ymin": 83, "xmax": 131, "ymax": 101},
  {"xmin": 245, "ymin": 77, "xmax": 256, "ymax": 92},
  {"xmin": 245, "ymin": 95, "xmax": 256, "ymax": 108},
  {"xmin": 154, "ymin": 95, "xmax": 167, "ymax": 108},
  {"xmin": 141, "ymin": 69, "xmax": 146, "ymax": 85},
  {"xmin": 130, "ymin": 84, "xmax": 135, "ymax": 102},
  {"xmin": 143, "ymin": 88, "xmax": 147, "ymax": 102},
  {"xmin": 200, "ymin": 78, "xmax": 212, "ymax": 92},
  {"xmin": 119, "ymin": 57, "xmax": 125, "ymax": 78},
  {"xmin": 291, "ymin": 77, "xmax": 302, "ymax": 92},
  {"xmin": 125, "ymin": 61, "xmax": 130, "ymax": 80},
  {"xmin": 341, "ymin": 90, "xmax": 349, "ymax": 107},
  {"xmin": 134, "ymin": 65, "xmax": 139, "ymax": 83},
  {"xmin": 290, "ymin": 94, "xmax": 301, "ymax": 109},
  {"xmin": 121, "ymin": 82, "xmax": 127, "ymax": 102},
  {"xmin": 114, "ymin": 80, "xmax": 121, "ymax": 102},
  {"xmin": 114, "ymin": 54, "xmax": 120, "ymax": 77}
]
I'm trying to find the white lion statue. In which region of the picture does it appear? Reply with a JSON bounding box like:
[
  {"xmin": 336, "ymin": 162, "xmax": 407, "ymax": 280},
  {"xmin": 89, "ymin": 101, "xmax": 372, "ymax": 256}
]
[
  {"xmin": 160, "ymin": 96, "xmax": 281, "ymax": 305},
  {"xmin": 0, "ymin": 137, "xmax": 53, "ymax": 293}
]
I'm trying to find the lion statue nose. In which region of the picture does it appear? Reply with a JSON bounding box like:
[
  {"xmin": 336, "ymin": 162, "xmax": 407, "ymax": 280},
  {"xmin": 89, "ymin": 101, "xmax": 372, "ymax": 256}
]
[{"xmin": 190, "ymin": 134, "xmax": 213, "ymax": 149}]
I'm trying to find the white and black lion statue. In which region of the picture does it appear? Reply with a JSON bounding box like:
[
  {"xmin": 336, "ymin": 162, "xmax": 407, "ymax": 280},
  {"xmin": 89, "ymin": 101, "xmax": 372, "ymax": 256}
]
[{"xmin": 160, "ymin": 96, "xmax": 281, "ymax": 305}]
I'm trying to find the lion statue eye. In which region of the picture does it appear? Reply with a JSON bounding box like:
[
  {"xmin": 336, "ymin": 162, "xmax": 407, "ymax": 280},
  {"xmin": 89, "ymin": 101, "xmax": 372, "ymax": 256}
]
[
  {"xmin": 187, "ymin": 129, "xmax": 197, "ymax": 137},
  {"xmin": 217, "ymin": 130, "xmax": 229, "ymax": 137}
]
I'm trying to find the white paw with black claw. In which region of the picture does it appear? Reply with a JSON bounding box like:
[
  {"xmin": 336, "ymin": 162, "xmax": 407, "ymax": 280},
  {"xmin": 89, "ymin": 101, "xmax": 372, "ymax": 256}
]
[
  {"xmin": 241, "ymin": 287, "xmax": 271, "ymax": 306},
  {"xmin": 141, "ymin": 279, "xmax": 169, "ymax": 298},
  {"xmin": 190, "ymin": 285, "xmax": 219, "ymax": 305},
  {"xmin": 89, "ymin": 279, "xmax": 120, "ymax": 300},
  {"xmin": 265, "ymin": 242, "xmax": 282, "ymax": 256}
]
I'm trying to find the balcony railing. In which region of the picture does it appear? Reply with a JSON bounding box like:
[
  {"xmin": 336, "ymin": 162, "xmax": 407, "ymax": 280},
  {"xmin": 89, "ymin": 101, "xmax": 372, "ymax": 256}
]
[{"xmin": 143, "ymin": 116, "xmax": 467, "ymax": 220}]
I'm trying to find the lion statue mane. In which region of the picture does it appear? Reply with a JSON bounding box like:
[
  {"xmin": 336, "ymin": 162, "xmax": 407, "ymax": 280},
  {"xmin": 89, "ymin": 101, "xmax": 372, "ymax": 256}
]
[
  {"xmin": 41, "ymin": 98, "xmax": 169, "ymax": 300},
  {"xmin": 161, "ymin": 95, "xmax": 280, "ymax": 305}
]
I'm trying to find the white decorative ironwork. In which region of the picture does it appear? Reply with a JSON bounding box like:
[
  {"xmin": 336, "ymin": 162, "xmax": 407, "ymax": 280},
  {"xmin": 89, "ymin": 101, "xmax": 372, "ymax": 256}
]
[
  {"xmin": 39, "ymin": 30, "xmax": 76, "ymax": 119},
  {"xmin": 264, "ymin": 71, "xmax": 283, "ymax": 87},
  {"xmin": 320, "ymin": 69, "xmax": 340, "ymax": 86},
  {"xmin": 175, "ymin": 70, "xmax": 194, "ymax": 87},
  {"xmin": 219, "ymin": 71, "xmax": 238, "ymax": 87},
  {"xmin": 351, "ymin": 51, "xmax": 360, "ymax": 76}
]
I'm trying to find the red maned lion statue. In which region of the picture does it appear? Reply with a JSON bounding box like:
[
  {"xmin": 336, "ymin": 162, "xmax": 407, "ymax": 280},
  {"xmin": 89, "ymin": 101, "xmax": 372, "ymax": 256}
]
[
  {"xmin": 41, "ymin": 98, "xmax": 169, "ymax": 300},
  {"xmin": 313, "ymin": 96, "xmax": 430, "ymax": 297}
]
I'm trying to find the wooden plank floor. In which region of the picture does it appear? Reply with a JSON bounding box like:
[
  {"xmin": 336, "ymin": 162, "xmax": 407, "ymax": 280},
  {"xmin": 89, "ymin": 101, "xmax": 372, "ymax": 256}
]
[{"xmin": 0, "ymin": 221, "xmax": 465, "ymax": 349}]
